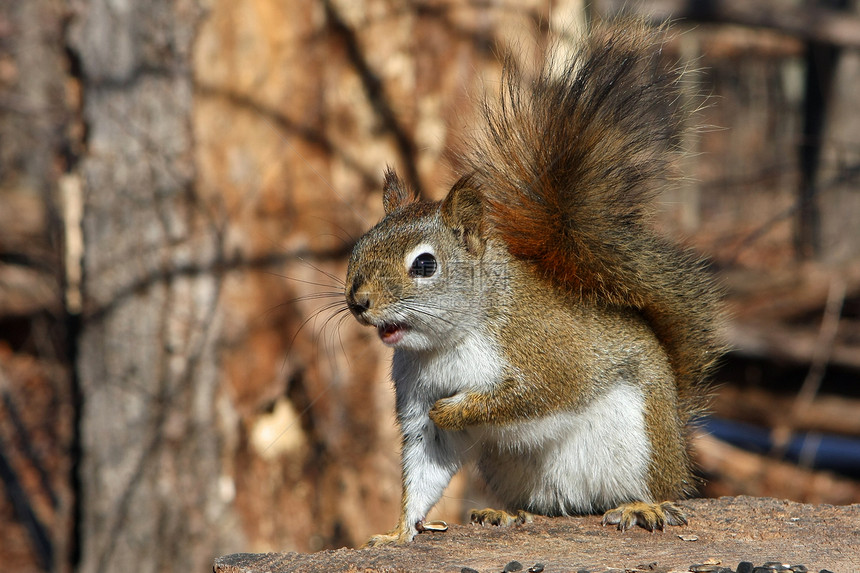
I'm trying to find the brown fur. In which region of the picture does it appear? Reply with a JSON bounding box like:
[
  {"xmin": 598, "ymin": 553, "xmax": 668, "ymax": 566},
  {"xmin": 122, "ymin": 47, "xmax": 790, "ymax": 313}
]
[{"xmin": 461, "ymin": 19, "xmax": 724, "ymax": 426}]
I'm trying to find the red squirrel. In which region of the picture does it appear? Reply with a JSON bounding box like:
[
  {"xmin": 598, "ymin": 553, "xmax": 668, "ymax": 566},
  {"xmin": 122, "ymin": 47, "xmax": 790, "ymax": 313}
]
[{"xmin": 345, "ymin": 18, "xmax": 724, "ymax": 545}]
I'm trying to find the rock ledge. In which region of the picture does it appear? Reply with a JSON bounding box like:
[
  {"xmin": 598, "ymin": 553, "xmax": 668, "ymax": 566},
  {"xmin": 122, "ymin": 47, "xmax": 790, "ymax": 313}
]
[{"xmin": 214, "ymin": 497, "xmax": 860, "ymax": 572}]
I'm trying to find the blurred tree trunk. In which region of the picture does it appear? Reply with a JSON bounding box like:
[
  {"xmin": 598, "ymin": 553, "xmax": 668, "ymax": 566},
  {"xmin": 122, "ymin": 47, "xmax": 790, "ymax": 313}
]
[{"xmin": 68, "ymin": 1, "xmax": 241, "ymax": 572}]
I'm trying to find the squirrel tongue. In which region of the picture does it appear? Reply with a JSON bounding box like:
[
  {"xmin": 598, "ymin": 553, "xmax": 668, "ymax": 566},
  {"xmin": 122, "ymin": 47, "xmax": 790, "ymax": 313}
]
[{"xmin": 378, "ymin": 323, "xmax": 405, "ymax": 345}]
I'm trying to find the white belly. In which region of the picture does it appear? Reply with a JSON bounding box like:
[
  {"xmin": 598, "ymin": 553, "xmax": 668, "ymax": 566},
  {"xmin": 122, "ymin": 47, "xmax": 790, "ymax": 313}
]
[{"xmin": 473, "ymin": 383, "xmax": 652, "ymax": 515}]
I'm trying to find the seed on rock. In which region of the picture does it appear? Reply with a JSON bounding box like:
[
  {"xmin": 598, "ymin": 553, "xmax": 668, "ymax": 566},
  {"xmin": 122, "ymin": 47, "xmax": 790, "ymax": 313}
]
[
  {"xmin": 504, "ymin": 561, "xmax": 523, "ymax": 572},
  {"xmin": 421, "ymin": 520, "xmax": 449, "ymax": 532},
  {"xmin": 528, "ymin": 564, "xmax": 545, "ymax": 573}
]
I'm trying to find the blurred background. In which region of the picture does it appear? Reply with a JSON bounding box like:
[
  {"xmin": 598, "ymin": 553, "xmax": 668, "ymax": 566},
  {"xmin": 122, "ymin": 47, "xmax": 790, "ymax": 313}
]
[{"xmin": 1, "ymin": 0, "xmax": 859, "ymax": 572}]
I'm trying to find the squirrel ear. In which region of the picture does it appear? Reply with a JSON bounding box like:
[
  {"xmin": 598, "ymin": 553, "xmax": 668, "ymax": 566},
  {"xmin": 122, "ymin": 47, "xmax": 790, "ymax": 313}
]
[
  {"xmin": 441, "ymin": 175, "xmax": 485, "ymax": 256},
  {"xmin": 382, "ymin": 167, "xmax": 418, "ymax": 214}
]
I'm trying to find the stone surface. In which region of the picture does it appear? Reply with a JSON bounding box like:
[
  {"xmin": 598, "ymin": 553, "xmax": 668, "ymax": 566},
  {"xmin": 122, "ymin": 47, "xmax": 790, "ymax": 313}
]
[{"xmin": 214, "ymin": 497, "xmax": 860, "ymax": 573}]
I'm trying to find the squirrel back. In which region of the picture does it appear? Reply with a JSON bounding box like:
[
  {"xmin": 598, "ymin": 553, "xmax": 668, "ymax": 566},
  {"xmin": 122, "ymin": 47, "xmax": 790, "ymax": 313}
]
[{"xmin": 463, "ymin": 19, "xmax": 723, "ymax": 423}]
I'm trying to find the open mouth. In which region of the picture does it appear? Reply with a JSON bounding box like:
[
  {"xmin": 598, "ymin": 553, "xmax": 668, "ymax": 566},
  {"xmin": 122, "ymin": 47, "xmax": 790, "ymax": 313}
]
[{"xmin": 377, "ymin": 323, "xmax": 407, "ymax": 346}]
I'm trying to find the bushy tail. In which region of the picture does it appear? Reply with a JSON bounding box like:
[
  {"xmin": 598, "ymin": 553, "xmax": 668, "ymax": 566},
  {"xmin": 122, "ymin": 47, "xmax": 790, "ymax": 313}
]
[{"xmin": 465, "ymin": 19, "xmax": 723, "ymax": 419}]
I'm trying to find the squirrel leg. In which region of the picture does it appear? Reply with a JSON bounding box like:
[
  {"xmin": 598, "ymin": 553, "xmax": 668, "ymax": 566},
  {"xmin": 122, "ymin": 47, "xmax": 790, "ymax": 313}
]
[
  {"xmin": 363, "ymin": 417, "xmax": 463, "ymax": 546},
  {"xmin": 470, "ymin": 508, "xmax": 533, "ymax": 527},
  {"xmin": 601, "ymin": 501, "xmax": 687, "ymax": 532}
]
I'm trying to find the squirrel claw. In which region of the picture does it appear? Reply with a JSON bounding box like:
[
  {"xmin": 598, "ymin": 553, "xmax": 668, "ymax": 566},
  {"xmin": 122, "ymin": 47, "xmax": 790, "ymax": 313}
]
[
  {"xmin": 470, "ymin": 508, "xmax": 533, "ymax": 527},
  {"xmin": 601, "ymin": 501, "xmax": 687, "ymax": 532}
]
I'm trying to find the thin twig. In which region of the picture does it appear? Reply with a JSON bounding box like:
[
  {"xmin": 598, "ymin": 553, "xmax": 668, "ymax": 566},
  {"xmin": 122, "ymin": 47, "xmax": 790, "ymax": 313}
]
[{"xmin": 770, "ymin": 276, "xmax": 845, "ymax": 466}]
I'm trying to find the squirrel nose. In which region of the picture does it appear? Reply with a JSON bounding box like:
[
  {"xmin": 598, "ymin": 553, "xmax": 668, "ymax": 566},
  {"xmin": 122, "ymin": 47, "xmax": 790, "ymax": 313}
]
[
  {"xmin": 348, "ymin": 292, "xmax": 371, "ymax": 315},
  {"xmin": 346, "ymin": 278, "xmax": 372, "ymax": 315}
]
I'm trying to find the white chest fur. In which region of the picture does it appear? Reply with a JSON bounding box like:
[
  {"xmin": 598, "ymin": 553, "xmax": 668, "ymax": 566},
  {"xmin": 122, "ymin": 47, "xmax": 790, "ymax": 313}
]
[
  {"xmin": 392, "ymin": 330, "xmax": 504, "ymax": 422},
  {"xmin": 474, "ymin": 383, "xmax": 652, "ymax": 515}
]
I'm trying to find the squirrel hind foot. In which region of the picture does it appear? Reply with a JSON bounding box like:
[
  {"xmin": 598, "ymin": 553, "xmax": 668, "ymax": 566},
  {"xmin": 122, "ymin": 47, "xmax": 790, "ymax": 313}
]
[
  {"xmin": 362, "ymin": 527, "xmax": 415, "ymax": 547},
  {"xmin": 470, "ymin": 508, "xmax": 533, "ymax": 527},
  {"xmin": 601, "ymin": 501, "xmax": 688, "ymax": 532},
  {"xmin": 362, "ymin": 533, "xmax": 401, "ymax": 548}
]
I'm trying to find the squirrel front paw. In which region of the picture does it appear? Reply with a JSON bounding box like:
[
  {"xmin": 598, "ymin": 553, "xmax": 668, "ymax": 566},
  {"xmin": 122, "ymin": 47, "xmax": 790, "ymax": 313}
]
[{"xmin": 428, "ymin": 394, "xmax": 471, "ymax": 430}]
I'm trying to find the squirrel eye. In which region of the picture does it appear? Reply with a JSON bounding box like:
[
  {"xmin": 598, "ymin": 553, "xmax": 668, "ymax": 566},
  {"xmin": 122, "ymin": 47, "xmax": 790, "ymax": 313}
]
[{"xmin": 409, "ymin": 252, "xmax": 437, "ymax": 278}]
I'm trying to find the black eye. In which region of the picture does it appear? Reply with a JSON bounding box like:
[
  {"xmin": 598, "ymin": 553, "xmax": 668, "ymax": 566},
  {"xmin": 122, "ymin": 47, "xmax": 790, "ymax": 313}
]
[{"xmin": 409, "ymin": 252, "xmax": 437, "ymax": 278}]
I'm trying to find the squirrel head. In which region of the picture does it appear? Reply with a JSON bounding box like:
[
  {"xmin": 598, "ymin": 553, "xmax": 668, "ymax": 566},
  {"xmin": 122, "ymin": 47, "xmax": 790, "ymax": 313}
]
[{"xmin": 345, "ymin": 168, "xmax": 499, "ymax": 351}]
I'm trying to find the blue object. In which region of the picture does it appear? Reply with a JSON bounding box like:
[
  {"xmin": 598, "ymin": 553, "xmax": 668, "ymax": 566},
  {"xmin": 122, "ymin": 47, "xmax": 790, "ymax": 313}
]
[{"xmin": 701, "ymin": 417, "xmax": 860, "ymax": 479}]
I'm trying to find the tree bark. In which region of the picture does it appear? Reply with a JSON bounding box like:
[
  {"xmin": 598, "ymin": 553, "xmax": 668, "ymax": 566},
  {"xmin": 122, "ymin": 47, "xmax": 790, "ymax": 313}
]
[{"xmin": 69, "ymin": 1, "xmax": 241, "ymax": 571}]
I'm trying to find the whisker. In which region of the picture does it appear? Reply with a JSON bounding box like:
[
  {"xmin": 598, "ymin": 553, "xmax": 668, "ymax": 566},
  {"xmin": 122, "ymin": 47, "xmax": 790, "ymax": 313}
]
[
  {"xmin": 263, "ymin": 270, "xmax": 344, "ymax": 290},
  {"xmin": 295, "ymin": 254, "xmax": 345, "ymax": 288},
  {"xmin": 286, "ymin": 301, "xmax": 349, "ymax": 352},
  {"xmin": 278, "ymin": 300, "xmax": 350, "ymax": 381},
  {"xmin": 334, "ymin": 313, "xmax": 357, "ymax": 358},
  {"xmin": 256, "ymin": 293, "xmax": 344, "ymax": 328},
  {"xmin": 398, "ymin": 301, "xmax": 459, "ymax": 330},
  {"xmin": 286, "ymin": 292, "xmax": 346, "ymax": 303},
  {"xmin": 321, "ymin": 308, "xmax": 355, "ymax": 370}
]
